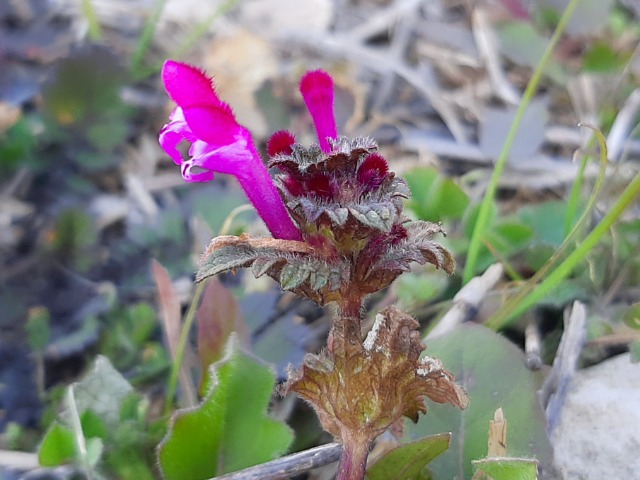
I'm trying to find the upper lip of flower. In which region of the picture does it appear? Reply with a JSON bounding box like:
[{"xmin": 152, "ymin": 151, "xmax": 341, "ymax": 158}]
[{"xmin": 158, "ymin": 60, "xmax": 301, "ymax": 241}]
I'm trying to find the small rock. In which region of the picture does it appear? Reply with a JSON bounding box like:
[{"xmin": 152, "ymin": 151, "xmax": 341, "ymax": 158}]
[{"xmin": 552, "ymin": 353, "xmax": 640, "ymax": 480}]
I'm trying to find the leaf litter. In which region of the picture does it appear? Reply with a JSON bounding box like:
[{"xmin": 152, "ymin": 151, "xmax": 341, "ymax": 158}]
[{"xmin": 1, "ymin": 0, "xmax": 640, "ymax": 478}]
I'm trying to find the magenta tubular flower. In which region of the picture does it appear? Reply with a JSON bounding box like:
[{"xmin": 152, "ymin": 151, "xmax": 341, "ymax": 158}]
[
  {"xmin": 159, "ymin": 60, "xmax": 301, "ymax": 241},
  {"xmin": 299, "ymin": 70, "xmax": 338, "ymax": 153}
]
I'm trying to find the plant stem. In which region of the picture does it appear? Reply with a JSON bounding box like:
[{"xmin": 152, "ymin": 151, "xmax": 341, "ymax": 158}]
[
  {"xmin": 462, "ymin": 0, "xmax": 581, "ymax": 283},
  {"xmin": 164, "ymin": 280, "xmax": 205, "ymax": 416},
  {"xmin": 330, "ymin": 295, "xmax": 365, "ymax": 355},
  {"xmin": 336, "ymin": 433, "xmax": 371, "ymax": 480}
]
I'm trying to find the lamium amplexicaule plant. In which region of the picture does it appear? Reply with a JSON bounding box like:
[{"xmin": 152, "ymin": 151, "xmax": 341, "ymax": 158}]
[{"xmin": 158, "ymin": 60, "xmax": 468, "ymax": 480}]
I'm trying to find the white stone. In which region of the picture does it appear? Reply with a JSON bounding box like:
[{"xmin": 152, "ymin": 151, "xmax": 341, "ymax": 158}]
[{"xmin": 551, "ymin": 353, "xmax": 640, "ymax": 480}]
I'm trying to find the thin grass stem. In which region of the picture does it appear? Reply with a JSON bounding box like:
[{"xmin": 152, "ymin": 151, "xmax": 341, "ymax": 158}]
[
  {"xmin": 462, "ymin": 0, "xmax": 582, "ymax": 283},
  {"xmin": 487, "ymin": 170, "xmax": 640, "ymax": 330}
]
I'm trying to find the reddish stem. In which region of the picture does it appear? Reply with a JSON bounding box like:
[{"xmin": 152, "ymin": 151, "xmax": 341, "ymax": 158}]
[{"xmin": 336, "ymin": 433, "xmax": 371, "ymax": 480}]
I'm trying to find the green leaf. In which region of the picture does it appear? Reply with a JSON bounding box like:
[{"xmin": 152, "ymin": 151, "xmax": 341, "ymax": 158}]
[
  {"xmin": 517, "ymin": 200, "xmax": 568, "ymax": 248},
  {"xmin": 197, "ymin": 244, "xmax": 260, "ymax": 281},
  {"xmin": 0, "ymin": 118, "xmax": 38, "ymax": 175},
  {"xmin": 39, "ymin": 422, "xmax": 76, "ymax": 466},
  {"xmin": 405, "ymin": 325, "xmax": 552, "ymax": 479},
  {"xmin": 472, "ymin": 456, "xmax": 538, "ymax": 480},
  {"xmin": 396, "ymin": 271, "xmax": 449, "ymax": 311},
  {"xmin": 80, "ymin": 410, "xmax": 109, "ymax": 440},
  {"xmin": 71, "ymin": 355, "xmax": 134, "ymax": 430},
  {"xmin": 463, "ymin": 206, "xmax": 533, "ymax": 273},
  {"xmin": 582, "ymin": 41, "xmax": 630, "ymax": 73},
  {"xmin": 405, "ymin": 167, "xmax": 469, "ymax": 222},
  {"xmin": 485, "ymin": 221, "xmax": 533, "ymax": 255},
  {"xmin": 367, "ymin": 433, "xmax": 450, "ymax": 480},
  {"xmin": 157, "ymin": 335, "xmax": 293, "ymax": 479},
  {"xmin": 623, "ymin": 303, "xmax": 640, "ymax": 330}
]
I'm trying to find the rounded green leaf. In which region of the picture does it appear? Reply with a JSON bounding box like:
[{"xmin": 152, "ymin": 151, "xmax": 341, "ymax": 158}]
[
  {"xmin": 367, "ymin": 433, "xmax": 450, "ymax": 480},
  {"xmin": 405, "ymin": 325, "xmax": 552, "ymax": 479},
  {"xmin": 157, "ymin": 335, "xmax": 293, "ymax": 480}
]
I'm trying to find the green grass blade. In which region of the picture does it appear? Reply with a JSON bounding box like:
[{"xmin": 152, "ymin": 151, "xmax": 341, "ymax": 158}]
[
  {"xmin": 487, "ymin": 170, "xmax": 640, "ymax": 329},
  {"xmin": 462, "ymin": 0, "xmax": 582, "ymax": 284},
  {"xmin": 486, "ymin": 124, "xmax": 610, "ymax": 329}
]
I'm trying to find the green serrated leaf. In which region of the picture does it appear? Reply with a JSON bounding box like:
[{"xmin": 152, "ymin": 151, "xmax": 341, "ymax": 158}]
[
  {"xmin": 39, "ymin": 422, "xmax": 76, "ymax": 466},
  {"xmin": 326, "ymin": 207, "xmax": 349, "ymax": 226},
  {"xmin": 350, "ymin": 205, "xmax": 393, "ymax": 231},
  {"xmin": 472, "ymin": 456, "xmax": 538, "ymax": 480},
  {"xmin": 280, "ymin": 262, "xmax": 310, "ymax": 290},
  {"xmin": 197, "ymin": 244, "xmax": 257, "ymax": 281},
  {"xmin": 309, "ymin": 269, "xmax": 329, "ymax": 291},
  {"xmin": 406, "ymin": 325, "xmax": 552, "ymax": 479},
  {"xmin": 367, "ymin": 433, "xmax": 450, "ymax": 480},
  {"xmin": 157, "ymin": 335, "xmax": 293, "ymax": 479},
  {"xmin": 251, "ymin": 257, "xmax": 280, "ymax": 278}
]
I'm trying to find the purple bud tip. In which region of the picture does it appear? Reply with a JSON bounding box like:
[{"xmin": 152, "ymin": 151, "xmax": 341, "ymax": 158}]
[
  {"xmin": 267, "ymin": 130, "xmax": 296, "ymax": 157},
  {"xmin": 299, "ymin": 70, "xmax": 338, "ymax": 153}
]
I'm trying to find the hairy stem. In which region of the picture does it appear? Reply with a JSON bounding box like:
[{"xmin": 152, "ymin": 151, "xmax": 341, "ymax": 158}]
[
  {"xmin": 329, "ymin": 295, "xmax": 365, "ymax": 355},
  {"xmin": 336, "ymin": 432, "xmax": 371, "ymax": 480}
]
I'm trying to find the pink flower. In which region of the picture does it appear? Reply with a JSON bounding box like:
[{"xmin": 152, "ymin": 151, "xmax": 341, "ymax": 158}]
[
  {"xmin": 299, "ymin": 70, "xmax": 338, "ymax": 153},
  {"xmin": 159, "ymin": 60, "xmax": 301, "ymax": 241}
]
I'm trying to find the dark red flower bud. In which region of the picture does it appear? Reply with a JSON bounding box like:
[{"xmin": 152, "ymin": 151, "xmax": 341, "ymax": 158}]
[
  {"xmin": 357, "ymin": 153, "xmax": 389, "ymax": 191},
  {"xmin": 267, "ymin": 130, "xmax": 296, "ymax": 157},
  {"xmin": 281, "ymin": 175, "xmax": 305, "ymax": 197},
  {"xmin": 307, "ymin": 173, "xmax": 335, "ymax": 199}
]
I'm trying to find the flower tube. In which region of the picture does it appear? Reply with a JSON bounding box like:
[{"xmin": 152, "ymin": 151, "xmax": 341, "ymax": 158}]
[{"xmin": 159, "ymin": 60, "xmax": 301, "ymax": 241}]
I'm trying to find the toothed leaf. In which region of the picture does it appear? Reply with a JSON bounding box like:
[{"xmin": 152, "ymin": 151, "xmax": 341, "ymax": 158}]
[{"xmin": 158, "ymin": 336, "xmax": 293, "ymax": 479}]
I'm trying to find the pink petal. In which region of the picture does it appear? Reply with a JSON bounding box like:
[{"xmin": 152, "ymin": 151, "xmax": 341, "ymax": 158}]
[
  {"xmin": 300, "ymin": 70, "xmax": 338, "ymax": 153},
  {"xmin": 159, "ymin": 125, "xmax": 186, "ymax": 165},
  {"xmin": 181, "ymin": 161, "xmax": 215, "ymax": 182},
  {"xmin": 182, "ymin": 105, "xmax": 242, "ymax": 147},
  {"xmin": 162, "ymin": 60, "xmax": 226, "ymax": 109},
  {"xmin": 190, "ymin": 137, "xmax": 253, "ymax": 177}
]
